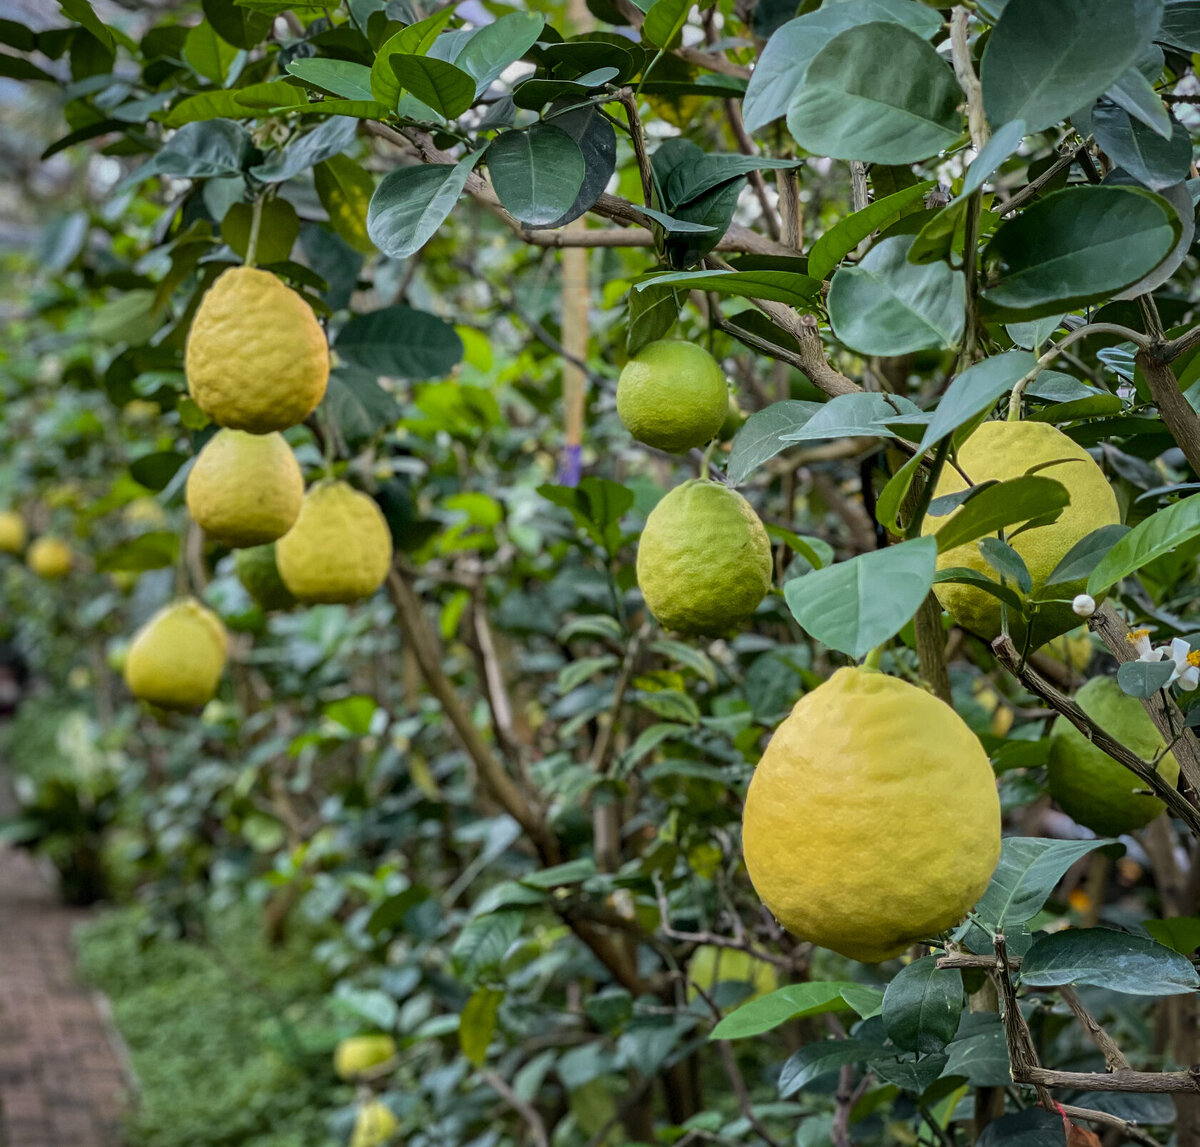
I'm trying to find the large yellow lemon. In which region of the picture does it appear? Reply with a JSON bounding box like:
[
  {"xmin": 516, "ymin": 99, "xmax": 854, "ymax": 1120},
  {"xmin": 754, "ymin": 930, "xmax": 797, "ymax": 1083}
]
[
  {"xmin": 636, "ymin": 480, "xmax": 772, "ymax": 635},
  {"xmin": 186, "ymin": 429, "xmax": 304, "ymax": 547},
  {"xmin": 0, "ymin": 511, "xmax": 27, "ymax": 554},
  {"xmin": 742, "ymin": 667, "xmax": 1001, "ymax": 963},
  {"xmin": 124, "ymin": 597, "xmax": 228, "ymax": 710},
  {"xmin": 276, "ymin": 481, "xmax": 393, "ymax": 604},
  {"xmin": 27, "ymin": 537, "xmax": 73, "ymax": 579},
  {"xmin": 185, "ymin": 267, "xmax": 328, "ymax": 433},
  {"xmin": 334, "ymin": 1034, "xmax": 397, "ymax": 1081},
  {"xmin": 351, "ymin": 1101, "xmax": 399, "ymax": 1147},
  {"xmin": 923, "ymin": 420, "xmax": 1120, "ymax": 650},
  {"xmin": 617, "ymin": 341, "xmax": 728, "ymax": 453},
  {"xmin": 1048, "ymin": 675, "xmax": 1179, "ymax": 836}
]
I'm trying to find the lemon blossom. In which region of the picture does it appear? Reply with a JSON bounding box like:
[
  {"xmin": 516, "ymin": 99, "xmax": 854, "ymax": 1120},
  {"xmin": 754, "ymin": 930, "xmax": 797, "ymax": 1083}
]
[{"xmin": 1127, "ymin": 628, "xmax": 1200, "ymax": 690}]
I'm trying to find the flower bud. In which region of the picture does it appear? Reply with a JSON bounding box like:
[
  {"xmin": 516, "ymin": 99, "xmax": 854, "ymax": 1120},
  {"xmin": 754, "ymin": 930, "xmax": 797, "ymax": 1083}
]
[{"xmin": 1072, "ymin": 593, "xmax": 1096, "ymax": 618}]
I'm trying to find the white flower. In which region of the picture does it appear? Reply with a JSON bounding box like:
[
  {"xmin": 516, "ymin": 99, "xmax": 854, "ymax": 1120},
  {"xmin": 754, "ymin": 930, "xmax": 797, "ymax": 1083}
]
[
  {"xmin": 1166, "ymin": 637, "xmax": 1200, "ymax": 691},
  {"xmin": 1071, "ymin": 594, "xmax": 1096, "ymax": 618},
  {"xmin": 1127, "ymin": 628, "xmax": 1156, "ymax": 660}
]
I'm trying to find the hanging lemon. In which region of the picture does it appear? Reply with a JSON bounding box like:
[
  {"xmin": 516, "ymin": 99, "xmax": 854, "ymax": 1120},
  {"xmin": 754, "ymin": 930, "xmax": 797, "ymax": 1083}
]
[{"xmin": 124, "ymin": 598, "xmax": 228, "ymax": 711}]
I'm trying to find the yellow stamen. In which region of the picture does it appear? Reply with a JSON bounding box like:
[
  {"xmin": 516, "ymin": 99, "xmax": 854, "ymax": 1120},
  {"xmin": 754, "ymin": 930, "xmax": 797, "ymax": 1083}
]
[
  {"xmin": 1187, "ymin": 651, "xmax": 1200, "ymax": 668},
  {"xmin": 1127, "ymin": 628, "xmax": 1151, "ymax": 643}
]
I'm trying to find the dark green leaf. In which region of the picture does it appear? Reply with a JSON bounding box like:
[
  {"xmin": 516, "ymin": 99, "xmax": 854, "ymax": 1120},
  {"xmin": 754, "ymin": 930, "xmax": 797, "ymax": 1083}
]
[
  {"xmin": 882, "ymin": 956, "xmax": 963, "ymax": 1055},
  {"xmin": 778, "ymin": 1039, "xmax": 883, "ymax": 1097},
  {"xmin": 637, "ymin": 269, "xmax": 821, "ymax": 307},
  {"xmin": 977, "ymin": 1108, "xmax": 1066, "ymax": 1145},
  {"xmin": 336, "ymin": 305, "xmax": 463, "ymax": 379},
  {"xmin": 808, "ymin": 180, "xmax": 936, "ymax": 282},
  {"xmin": 542, "ymin": 104, "xmax": 617, "ymax": 228},
  {"xmin": 60, "ymin": 0, "xmax": 113, "ymax": 52},
  {"xmin": 1094, "ymin": 106, "xmax": 1192, "ymax": 191},
  {"xmin": 452, "ymin": 910, "xmax": 523, "ymax": 980},
  {"xmin": 202, "ymin": 0, "xmax": 272, "ymax": 49},
  {"xmin": 130, "ymin": 452, "xmax": 189, "ymax": 492},
  {"xmin": 489, "ymin": 123, "xmax": 586, "ymax": 227},
  {"xmin": 1044, "ymin": 524, "xmax": 1131, "ymax": 586},
  {"xmin": 664, "ymin": 153, "xmax": 802, "ymax": 206},
  {"xmin": 250, "ymin": 116, "xmax": 358, "ymax": 182},
  {"xmin": 961, "ymin": 119, "xmax": 1028, "ymax": 198},
  {"xmin": 626, "ymin": 283, "xmax": 681, "ymax": 355},
  {"xmin": 223, "ymin": 198, "xmax": 298, "ymax": 264},
  {"xmin": 391, "ymin": 53, "xmax": 475, "ymax": 117},
  {"xmin": 371, "ymin": 7, "xmax": 456, "ymax": 109},
  {"xmin": 709, "ymin": 982, "xmax": 859, "ymax": 1040},
  {"xmin": 783, "ymin": 392, "xmax": 921, "ymax": 443},
  {"xmin": 974, "ymin": 837, "xmax": 1111, "ymax": 929},
  {"xmin": 95, "ymin": 531, "xmax": 179, "ymax": 572},
  {"xmin": 727, "ymin": 401, "xmax": 822, "ymax": 485},
  {"xmin": 978, "ymin": 537, "xmax": 1032, "ymax": 593},
  {"xmin": 287, "ymin": 58, "xmax": 375, "ymax": 101},
  {"xmin": 1142, "ymin": 916, "xmax": 1200, "ymax": 955},
  {"xmin": 1159, "ymin": 0, "xmax": 1200, "ymax": 50},
  {"xmin": 1107, "ymin": 60, "xmax": 1172, "ymax": 138},
  {"xmin": 323, "ymin": 367, "xmax": 402, "ymax": 443},
  {"xmin": 942, "ymin": 1018, "xmax": 1012, "ymax": 1088},
  {"xmin": 871, "ymin": 1051, "xmax": 949, "ymax": 1093},
  {"xmin": 643, "ymin": 0, "xmax": 690, "ymax": 48},
  {"xmin": 366, "ymin": 150, "xmax": 481, "ymax": 259},
  {"xmin": 1088, "ymin": 492, "xmax": 1200, "ymax": 595},
  {"xmin": 932, "ymin": 567, "xmax": 1024, "ymax": 610},
  {"xmin": 1020, "ymin": 928, "xmax": 1200, "ymax": 995},
  {"xmin": 919, "ymin": 351, "xmax": 1036, "ymax": 451},
  {"xmin": 454, "ymin": 11, "xmax": 545, "ymax": 95},
  {"xmin": 934, "ymin": 475, "xmax": 1068, "ymax": 553}
]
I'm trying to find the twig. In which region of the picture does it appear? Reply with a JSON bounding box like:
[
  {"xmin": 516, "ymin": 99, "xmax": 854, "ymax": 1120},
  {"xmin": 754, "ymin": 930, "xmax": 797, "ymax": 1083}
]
[
  {"xmin": 1018, "ymin": 1067, "xmax": 1200, "ymax": 1094},
  {"xmin": 1057, "ymin": 1103, "xmax": 1164, "ymax": 1147},
  {"xmin": 479, "ymin": 1070, "xmax": 551, "ymax": 1147},
  {"xmin": 996, "ymin": 148, "xmax": 1083, "ymax": 216},
  {"xmin": 716, "ymin": 1041, "xmax": 783, "ymax": 1147},
  {"xmin": 991, "ymin": 934, "xmax": 1056, "ymax": 1110},
  {"xmin": 725, "ymin": 98, "xmax": 781, "ymax": 241},
  {"xmin": 1058, "ymin": 984, "xmax": 1130, "ymax": 1072},
  {"xmin": 619, "ymin": 88, "xmax": 655, "ymax": 208},
  {"xmin": 950, "ymin": 8, "xmax": 989, "ymax": 151},
  {"xmin": 1135, "ymin": 350, "xmax": 1200, "ymax": 476}
]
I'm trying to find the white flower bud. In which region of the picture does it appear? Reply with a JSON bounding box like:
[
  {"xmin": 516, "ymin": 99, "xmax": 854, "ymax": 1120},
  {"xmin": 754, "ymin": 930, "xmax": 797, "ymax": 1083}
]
[{"xmin": 1072, "ymin": 593, "xmax": 1096, "ymax": 618}]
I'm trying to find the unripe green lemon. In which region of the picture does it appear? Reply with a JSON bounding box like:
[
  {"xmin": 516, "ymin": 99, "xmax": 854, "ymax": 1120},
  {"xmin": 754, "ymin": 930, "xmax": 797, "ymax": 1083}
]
[
  {"xmin": 718, "ymin": 394, "xmax": 745, "ymax": 442},
  {"xmin": 636, "ymin": 480, "xmax": 772, "ymax": 636},
  {"xmin": 743, "ymin": 667, "xmax": 1001, "ymax": 963},
  {"xmin": 334, "ymin": 1035, "xmax": 398, "ymax": 1081},
  {"xmin": 234, "ymin": 543, "xmax": 296, "ymax": 611},
  {"xmin": 1047, "ymin": 675, "xmax": 1179, "ymax": 836},
  {"xmin": 617, "ymin": 341, "xmax": 728, "ymax": 453},
  {"xmin": 0, "ymin": 511, "xmax": 27, "ymax": 554},
  {"xmin": 276, "ymin": 481, "xmax": 393, "ymax": 604},
  {"xmin": 27, "ymin": 537, "xmax": 73, "ymax": 579},
  {"xmin": 186, "ymin": 429, "xmax": 304, "ymax": 547},
  {"xmin": 124, "ymin": 597, "xmax": 228, "ymax": 711},
  {"xmin": 186, "ymin": 267, "xmax": 329, "ymax": 433},
  {"xmin": 351, "ymin": 1101, "xmax": 399, "ymax": 1147},
  {"xmin": 922, "ymin": 420, "xmax": 1120, "ymax": 650}
]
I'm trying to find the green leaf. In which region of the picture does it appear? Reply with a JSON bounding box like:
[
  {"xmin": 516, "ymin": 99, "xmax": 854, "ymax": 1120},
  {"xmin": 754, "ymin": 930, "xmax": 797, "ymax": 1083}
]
[
  {"xmin": 366, "ymin": 149, "xmax": 482, "ymax": 259},
  {"xmin": 709, "ymin": 982, "xmax": 860, "ymax": 1040},
  {"xmin": 201, "ymin": 0, "xmax": 271, "ymax": 49},
  {"xmin": 1020, "ymin": 928, "xmax": 1200, "ymax": 996},
  {"xmin": 778, "ymin": 1039, "xmax": 884, "ymax": 1097},
  {"xmin": 786, "ymin": 22, "xmax": 962, "ymax": 164},
  {"xmin": 981, "ymin": 185, "xmax": 1179, "ymax": 319},
  {"xmin": 558, "ymin": 655, "xmax": 618, "ymax": 694},
  {"xmin": 287, "ymin": 58, "xmax": 375, "ymax": 101},
  {"xmin": 1107, "ymin": 59, "xmax": 1172, "ymax": 138},
  {"xmin": 163, "ymin": 81, "xmax": 308, "ymax": 128},
  {"xmin": 1117, "ymin": 658, "xmax": 1177, "ymax": 697},
  {"xmin": 974, "ymin": 837, "xmax": 1111, "ymax": 930},
  {"xmin": 643, "ymin": 0, "xmax": 691, "ymax": 47},
  {"xmin": 336, "ymin": 305, "xmax": 463, "ymax": 379},
  {"xmin": 539, "ymin": 104, "xmax": 617, "ymax": 229},
  {"xmin": 881, "ymin": 955, "xmax": 962, "ymax": 1055},
  {"xmin": 290, "ymin": 99, "xmax": 390, "ymax": 119},
  {"xmin": 1092, "ymin": 106, "xmax": 1192, "ymax": 191},
  {"xmin": 390, "ymin": 54, "xmax": 475, "ymax": 118},
  {"xmin": 807, "ymin": 180, "xmax": 935, "ymax": 282},
  {"xmin": 95, "ymin": 531, "xmax": 179, "ymax": 572},
  {"xmin": 488, "ymin": 123, "xmax": 586, "ymax": 227},
  {"xmin": 183, "ymin": 20, "xmax": 239, "ymax": 86},
  {"xmin": 932, "ymin": 567, "xmax": 1024, "ymax": 611},
  {"xmin": 223, "ymin": 198, "xmax": 298, "ymax": 264},
  {"xmin": 934, "ymin": 475, "xmax": 1069, "ymax": 553},
  {"xmin": 251, "ymin": 116, "xmax": 358, "ymax": 183},
  {"xmin": 726, "ymin": 401, "xmax": 822, "ymax": 485},
  {"xmin": 960, "ymin": 119, "xmax": 1028, "ymax": 199},
  {"xmin": 663, "ymin": 153, "xmax": 802, "ymax": 206},
  {"xmin": 459, "ymin": 986, "xmax": 504, "ymax": 1066},
  {"xmin": 981, "ymin": 0, "xmax": 1161, "ymax": 133},
  {"xmin": 1160, "ymin": 0, "xmax": 1200, "ymax": 51},
  {"xmin": 637, "ymin": 269, "xmax": 821, "ymax": 307},
  {"xmin": 1044, "ymin": 524, "xmax": 1131, "ymax": 586},
  {"xmin": 627, "ymin": 283, "xmax": 681, "ymax": 354},
  {"xmin": 784, "ymin": 537, "xmax": 937, "ymax": 659},
  {"xmin": 454, "ymin": 11, "xmax": 545, "ymax": 95},
  {"xmin": 130, "ymin": 452, "xmax": 188, "ymax": 492},
  {"xmin": 828, "ymin": 235, "xmax": 965, "ymax": 355},
  {"xmin": 452, "ymin": 910, "xmax": 522, "ymax": 980},
  {"xmin": 783, "ymin": 392, "xmax": 921, "ymax": 443},
  {"xmin": 314, "ymin": 154, "xmax": 375, "ymax": 254},
  {"xmin": 371, "ymin": 6, "xmax": 457, "ymax": 110},
  {"xmin": 1088, "ymin": 492, "xmax": 1200, "ymax": 595},
  {"xmin": 323, "ymin": 368, "xmax": 402, "ymax": 443},
  {"xmin": 59, "ymin": 0, "xmax": 113, "ymax": 52},
  {"xmin": 129, "ymin": 119, "xmax": 253, "ymax": 184},
  {"xmin": 979, "ymin": 537, "xmax": 1032, "ymax": 593},
  {"xmin": 1143, "ymin": 916, "xmax": 1200, "ymax": 955},
  {"xmin": 943, "ymin": 1017, "xmax": 1011, "ymax": 1088},
  {"xmin": 919, "ymin": 351, "xmax": 1036, "ymax": 452}
]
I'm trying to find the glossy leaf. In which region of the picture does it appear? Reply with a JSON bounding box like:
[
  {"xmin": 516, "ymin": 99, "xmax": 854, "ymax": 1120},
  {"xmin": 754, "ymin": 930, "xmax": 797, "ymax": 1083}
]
[
  {"xmin": 783, "ymin": 392, "xmax": 921, "ymax": 443},
  {"xmin": 919, "ymin": 351, "xmax": 1036, "ymax": 451},
  {"xmin": 933, "ymin": 475, "xmax": 1069, "ymax": 553},
  {"xmin": 454, "ymin": 11, "xmax": 545, "ymax": 95},
  {"xmin": 881, "ymin": 956, "xmax": 963, "ymax": 1055},
  {"xmin": 974, "ymin": 837, "xmax": 1111, "ymax": 929},
  {"xmin": 540, "ymin": 104, "xmax": 617, "ymax": 228},
  {"xmin": 250, "ymin": 116, "xmax": 358, "ymax": 183},
  {"xmin": 709, "ymin": 982, "xmax": 861, "ymax": 1040},
  {"xmin": 1094, "ymin": 105, "xmax": 1191, "ymax": 190},
  {"xmin": 1020, "ymin": 928, "xmax": 1200, "ymax": 995},
  {"xmin": 391, "ymin": 54, "xmax": 475, "ymax": 118},
  {"xmin": 314, "ymin": 153, "xmax": 375, "ymax": 254},
  {"xmin": 726, "ymin": 401, "xmax": 822, "ymax": 484},
  {"xmin": 336, "ymin": 305, "xmax": 463, "ymax": 379},
  {"xmin": 366, "ymin": 150, "xmax": 481, "ymax": 259},
  {"xmin": 1088, "ymin": 492, "xmax": 1200, "ymax": 594},
  {"xmin": 807, "ymin": 180, "xmax": 935, "ymax": 281},
  {"xmin": 778, "ymin": 1039, "xmax": 883, "ymax": 1097},
  {"xmin": 287, "ymin": 58, "xmax": 375, "ymax": 101},
  {"xmin": 371, "ymin": 7, "xmax": 456, "ymax": 110},
  {"xmin": 488, "ymin": 123, "xmax": 586, "ymax": 227},
  {"xmin": 1044, "ymin": 524, "xmax": 1131, "ymax": 586}
]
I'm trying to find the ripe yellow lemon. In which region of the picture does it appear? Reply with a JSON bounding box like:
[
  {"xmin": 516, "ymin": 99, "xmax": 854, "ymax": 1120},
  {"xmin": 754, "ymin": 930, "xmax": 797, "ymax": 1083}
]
[
  {"xmin": 617, "ymin": 340, "xmax": 728, "ymax": 453},
  {"xmin": 234, "ymin": 543, "xmax": 296, "ymax": 611},
  {"xmin": 186, "ymin": 267, "xmax": 328, "ymax": 433},
  {"xmin": 637, "ymin": 480, "xmax": 772, "ymax": 636},
  {"xmin": 124, "ymin": 597, "xmax": 228, "ymax": 710},
  {"xmin": 742, "ymin": 667, "xmax": 1001, "ymax": 962},
  {"xmin": 334, "ymin": 1035, "xmax": 398, "ymax": 1081},
  {"xmin": 1047, "ymin": 675, "xmax": 1179, "ymax": 836},
  {"xmin": 276, "ymin": 481, "xmax": 393, "ymax": 604},
  {"xmin": 687, "ymin": 945, "xmax": 778, "ymax": 1003},
  {"xmin": 351, "ymin": 1101, "xmax": 399, "ymax": 1147},
  {"xmin": 27, "ymin": 537, "xmax": 73, "ymax": 579},
  {"xmin": 923, "ymin": 420, "xmax": 1120, "ymax": 650},
  {"xmin": 122, "ymin": 497, "xmax": 167, "ymax": 530},
  {"xmin": 0, "ymin": 511, "xmax": 27, "ymax": 554},
  {"xmin": 186, "ymin": 429, "xmax": 304, "ymax": 547}
]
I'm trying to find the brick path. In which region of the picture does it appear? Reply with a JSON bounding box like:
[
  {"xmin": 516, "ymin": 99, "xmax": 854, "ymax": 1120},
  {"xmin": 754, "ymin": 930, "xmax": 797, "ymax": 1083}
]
[{"xmin": 0, "ymin": 845, "xmax": 127, "ymax": 1146}]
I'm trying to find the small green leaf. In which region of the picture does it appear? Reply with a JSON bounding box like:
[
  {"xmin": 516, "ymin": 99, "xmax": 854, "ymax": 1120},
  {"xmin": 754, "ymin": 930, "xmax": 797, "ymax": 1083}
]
[
  {"xmin": 919, "ymin": 351, "xmax": 1036, "ymax": 451},
  {"xmin": 454, "ymin": 11, "xmax": 545, "ymax": 95},
  {"xmin": 390, "ymin": 54, "xmax": 475, "ymax": 118},
  {"xmin": 287, "ymin": 58, "xmax": 374, "ymax": 101},
  {"xmin": 974, "ymin": 837, "xmax": 1112, "ymax": 930},
  {"xmin": 1143, "ymin": 916, "xmax": 1200, "ymax": 955},
  {"xmin": 1088, "ymin": 492, "xmax": 1200, "ymax": 595},
  {"xmin": 643, "ymin": 0, "xmax": 691, "ymax": 47},
  {"xmin": 727, "ymin": 401, "xmax": 822, "ymax": 485},
  {"xmin": 807, "ymin": 180, "xmax": 935, "ymax": 282},
  {"xmin": 709, "ymin": 982, "xmax": 860, "ymax": 1040},
  {"xmin": 1116, "ymin": 659, "xmax": 1176, "ymax": 698},
  {"xmin": 459, "ymin": 987, "xmax": 504, "ymax": 1066},
  {"xmin": 882, "ymin": 955, "xmax": 963, "ymax": 1055},
  {"xmin": 371, "ymin": 6, "xmax": 457, "ymax": 109},
  {"xmin": 934, "ymin": 475, "xmax": 1069, "ymax": 554}
]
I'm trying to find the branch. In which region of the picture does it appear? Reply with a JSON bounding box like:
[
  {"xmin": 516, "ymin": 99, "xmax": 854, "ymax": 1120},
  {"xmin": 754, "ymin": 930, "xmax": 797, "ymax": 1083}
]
[
  {"xmin": 950, "ymin": 7, "xmax": 989, "ymax": 151},
  {"xmin": 479, "ymin": 1070, "xmax": 551, "ymax": 1147},
  {"xmin": 1058, "ymin": 984, "xmax": 1130, "ymax": 1072},
  {"xmin": 1016, "ymin": 1066, "xmax": 1200, "ymax": 1094},
  {"xmin": 996, "ymin": 147, "xmax": 1084, "ymax": 216},
  {"xmin": 1159, "ymin": 325, "xmax": 1200, "ymax": 363},
  {"xmin": 716, "ymin": 1041, "xmax": 784, "ymax": 1147},
  {"xmin": 619, "ymin": 88, "xmax": 654, "ymax": 207},
  {"xmin": 991, "ymin": 934, "xmax": 1056, "ymax": 1111},
  {"xmin": 1057, "ymin": 1104, "xmax": 1164, "ymax": 1147},
  {"xmin": 1135, "ymin": 349, "xmax": 1200, "ymax": 475}
]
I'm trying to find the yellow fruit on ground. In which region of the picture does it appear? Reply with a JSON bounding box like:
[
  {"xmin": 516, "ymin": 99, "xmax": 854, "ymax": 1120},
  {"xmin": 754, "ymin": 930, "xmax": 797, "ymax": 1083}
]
[
  {"xmin": 124, "ymin": 597, "xmax": 228, "ymax": 710},
  {"xmin": 923, "ymin": 420, "xmax": 1120, "ymax": 650},
  {"xmin": 351, "ymin": 1101, "xmax": 399, "ymax": 1147},
  {"xmin": 276, "ymin": 481, "xmax": 393, "ymax": 604},
  {"xmin": 334, "ymin": 1035, "xmax": 398, "ymax": 1081},
  {"xmin": 27, "ymin": 537, "xmax": 73, "ymax": 578},
  {"xmin": 186, "ymin": 429, "xmax": 304, "ymax": 547},
  {"xmin": 185, "ymin": 267, "xmax": 328, "ymax": 433},
  {"xmin": 636, "ymin": 480, "xmax": 772, "ymax": 636},
  {"xmin": 742, "ymin": 667, "xmax": 1001, "ymax": 963},
  {"xmin": 617, "ymin": 341, "xmax": 728, "ymax": 453},
  {"xmin": 0, "ymin": 511, "xmax": 27, "ymax": 554},
  {"xmin": 1047, "ymin": 675, "xmax": 1179, "ymax": 836},
  {"xmin": 687, "ymin": 945, "xmax": 778, "ymax": 1002}
]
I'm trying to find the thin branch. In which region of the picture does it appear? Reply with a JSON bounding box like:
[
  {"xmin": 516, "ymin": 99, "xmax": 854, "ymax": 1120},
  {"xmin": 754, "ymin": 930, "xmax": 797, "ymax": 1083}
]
[
  {"xmin": 1135, "ymin": 350, "xmax": 1200, "ymax": 475},
  {"xmin": 479, "ymin": 1070, "xmax": 551, "ymax": 1147},
  {"xmin": 1017, "ymin": 1066, "xmax": 1200, "ymax": 1094},
  {"xmin": 716, "ymin": 1041, "xmax": 784, "ymax": 1147},
  {"xmin": 1058, "ymin": 984, "xmax": 1130, "ymax": 1072},
  {"xmin": 1160, "ymin": 324, "xmax": 1200, "ymax": 362},
  {"xmin": 725, "ymin": 98, "xmax": 781, "ymax": 241},
  {"xmin": 950, "ymin": 7, "xmax": 989, "ymax": 150},
  {"xmin": 619, "ymin": 88, "xmax": 655, "ymax": 207},
  {"xmin": 1056, "ymin": 1103, "xmax": 1164, "ymax": 1147},
  {"xmin": 996, "ymin": 148, "xmax": 1083, "ymax": 216}
]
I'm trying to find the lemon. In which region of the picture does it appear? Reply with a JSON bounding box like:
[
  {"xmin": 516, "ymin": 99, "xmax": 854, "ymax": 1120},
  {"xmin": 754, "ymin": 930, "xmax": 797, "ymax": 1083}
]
[
  {"xmin": 351, "ymin": 1101, "xmax": 399, "ymax": 1147},
  {"xmin": 186, "ymin": 267, "xmax": 328, "ymax": 433},
  {"xmin": 334, "ymin": 1035, "xmax": 397, "ymax": 1081},
  {"xmin": 617, "ymin": 341, "xmax": 728, "ymax": 453},
  {"xmin": 0, "ymin": 511, "xmax": 27, "ymax": 554},
  {"xmin": 636, "ymin": 480, "xmax": 772, "ymax": 636},
  {"xmin": 687, "ymin": 945, "xmax": 778, "ymax": 1003},
  {"xmin": 186, "ymin": 429, "xmax": 304, "ymax": 547},
  {"xmin": 124, "ymin": 597, "xmax": 228, "ymax": 711},
  {"xmin": 1044, "ymin": 627, "xmax": 1094, "ymax": 673},
  {"xmin": 123, "ymin": 497, "xmax": 167, "ymax": 530},
  {"xmin": 1047, "ymin": 675, "xmax": 1179, "ymax": 836},
  {"xmin": 234, "ymin": 543, "xmax": 296, "ymax": 611},
  {"xmin": 27, "ymin": 537, "xmax": 73, "ymax": 579},
  {"xmin": 923, "ymin": 420, "xmax": 1120, "ymax": 650},
  {"xmin": 276, "ymin": 481, "xmax": 393, "ymax": 604},
  {"xmin": 742, "ymin": 667, "xmax": 1001, "ymax": 963},
  {"xmin": 718, "ymin": 393, "xmax": 745, "ymax": 442}
]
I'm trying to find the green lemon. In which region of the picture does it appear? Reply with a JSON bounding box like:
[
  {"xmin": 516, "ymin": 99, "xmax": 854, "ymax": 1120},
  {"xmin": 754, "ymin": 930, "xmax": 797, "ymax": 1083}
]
[
  {"xmin": 234, "ymin": 543, "xmax": 296, "ymax": 612},
  {"xmin": 1047, "ymin": 675, "xmax": 1179, "ymax": 836},
  {"xmin": 637, "ymin": 479, "xmax": 772, "ymax": 636},
  {"xmin": 617, "ymin": 341, "xmax": 728, "ymax": 453}
]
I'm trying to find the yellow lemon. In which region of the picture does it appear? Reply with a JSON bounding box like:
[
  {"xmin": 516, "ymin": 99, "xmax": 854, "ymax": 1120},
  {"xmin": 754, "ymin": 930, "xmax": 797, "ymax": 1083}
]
[
  {"xmin": 923, "ymin": 420, "xmax": 1120, "ymax": 650},
  {"xmin": 334, "ymin": 1035, "xmax": 398, "ymax": 1081},
  {"xmin": 234, "ymin": 543, "xmax": 296, "ymax": 611},
  {"xmin": 1044, "ymin": 627, "xmax": 1094, "ymax": 673},
  {"xmin": 27, "ymin": 537, "xmax": 73, "ymax": 579},
  {"xmin": 351, "ymin": 1101, "xmax": 399, "ymax": 1147},
  {"xmin": 276, "ymin": 481, "xmax": 393, "ymax": 604},
  {"xmin": 1047, "ymin": 675, "xmax": 1179, "ymax": 836},
  {"xmin": 742, "ymin": 667, "xmax": 1001, "ymax": 963},
  {"xmin": 124, "ymin": 597, "xmax": 228, "ymax": 711},
  {"xmin": 186, "ymin": 429, "xmax": 304, "ymax": 547},
  {"xmin": 687, "ymin": 945, "xmax": 778, "ymax": 1003},
  {"xmin": 186, "ymin": 267, "xmax": 328, "ymax": 433},
  {"xmin": 0, "ymin": 511, "xmax": 27, "ymax": 554},
  {"xmin": 636, "ymin": 480, "xmax": 772, "ymax": 635},
  {"xmin": 617, "ymin": 341, "xmax": 728, "ymax": 453},
  {"xmin": 122, "ymin": 497, "xmax": 167, "ymax": 530}
]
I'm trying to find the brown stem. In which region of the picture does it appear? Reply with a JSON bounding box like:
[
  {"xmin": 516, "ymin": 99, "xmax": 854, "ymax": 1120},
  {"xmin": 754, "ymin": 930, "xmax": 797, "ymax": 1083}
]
[
  {"xmin": 1057, "ymin": 1104, "xmax": 1164, "ymax": 1147},
  {"xmin": 1136, "ymin": 350, "xmax": 1200, "ymax": 476},
  {"xmin": 915, "ymin": 592, "xmax": 952, "ymax": 703},
  {"xmin": 479, "ymin": 1070, "xmax": 551, "ymax": 1147},
  {"xmin": 950, "ymin": 7, "xmax": 989, "ymax": 150},
  {"xmin": 1059, "ymin": 984, "xmax": 1130, "ymax": 1071},
  {"xmin": 619, "ymin": 88, "xmax": 655, "ymax": 208},
  {"xmin": 1017, "ymin": 1066, "xmax": 1200, "ymax": 1094}
]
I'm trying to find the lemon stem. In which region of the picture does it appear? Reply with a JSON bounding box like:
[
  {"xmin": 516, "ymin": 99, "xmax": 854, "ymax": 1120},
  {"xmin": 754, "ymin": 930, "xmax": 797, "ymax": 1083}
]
[
  {"xmin": 863, "ymin": 645, "xmax": 885, "ymax": 671},
  {"xmin": 245, "ymin": 195, "xmax": 265, "ymax": 269},
  {"xmin": 699, "ymin": 440, "xmax": 719, "ymax": 480}
]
